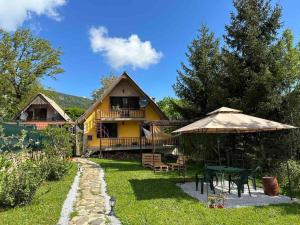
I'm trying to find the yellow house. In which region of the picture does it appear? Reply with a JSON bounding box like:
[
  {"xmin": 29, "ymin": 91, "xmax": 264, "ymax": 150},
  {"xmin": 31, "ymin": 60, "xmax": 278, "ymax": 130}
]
[{"xmin": 79, "ymin": 72, "xmax": 173, "ymax": 152}]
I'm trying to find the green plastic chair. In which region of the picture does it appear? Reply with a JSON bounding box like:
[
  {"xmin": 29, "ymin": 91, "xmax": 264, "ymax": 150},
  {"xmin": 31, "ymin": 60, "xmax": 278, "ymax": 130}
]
[
  {"xmin": 249, "ymin": 166, "xmax": 261, "ymax": 190},
  {"xmin": 229, "ymin": 169, "xmax": 252, "ymax": 197},
  {"xmin": 195, "ymin": 165, "xmax": 218, "ymax": 194}
]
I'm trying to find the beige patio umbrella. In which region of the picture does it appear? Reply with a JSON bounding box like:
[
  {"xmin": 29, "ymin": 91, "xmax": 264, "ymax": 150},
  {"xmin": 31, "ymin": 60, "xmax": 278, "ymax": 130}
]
[
  {"xmin": 173, "ymin": 107, "xmax": 296, "ymax": 134},
  {"xmin": 173, "ymin": 107, "xmax": 297, "ymax": 198}
]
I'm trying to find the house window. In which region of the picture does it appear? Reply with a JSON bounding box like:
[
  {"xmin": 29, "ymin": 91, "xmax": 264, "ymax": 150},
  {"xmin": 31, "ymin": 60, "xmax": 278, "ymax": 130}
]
[
  {"xmin": 34, "ymin": 108, "xmax": 47, "ymax": 120},
  {"xmin": 96, "ymin": 123, "xmax": 118, "ymax": 138},
  {"xmin": 110, "ymin": 97, "xmax": 140, "ymax": 109}
]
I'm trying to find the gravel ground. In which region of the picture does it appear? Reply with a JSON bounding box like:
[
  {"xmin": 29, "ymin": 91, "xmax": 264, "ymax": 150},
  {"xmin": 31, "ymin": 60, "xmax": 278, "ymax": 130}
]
[{"xmin": 177, "ymin": 181, "xmax": 297, "ymax": 208}]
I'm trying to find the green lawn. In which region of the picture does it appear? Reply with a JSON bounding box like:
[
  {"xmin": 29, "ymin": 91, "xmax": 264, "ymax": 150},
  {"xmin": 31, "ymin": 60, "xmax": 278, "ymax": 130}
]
[
  {"xmin": 0, "ymin": 163, "xmax": 77, "ymax": 225},
  {"xmin": 92, "ymin": 158, "xmax": 300, "ymax": 225}
]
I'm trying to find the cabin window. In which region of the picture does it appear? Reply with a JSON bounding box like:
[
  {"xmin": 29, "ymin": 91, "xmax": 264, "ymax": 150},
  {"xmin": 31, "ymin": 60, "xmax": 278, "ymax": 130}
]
[
  {"xmin": 34, "ymin": 108, "xmax": 47, "ymax": 120},
  {"xmin": 110, "ymin": 97, "xmax": 140, "ymax": 110},
  {"xmin": 97, "ymin": 123, "xmax": 118, "ymax": 138}
]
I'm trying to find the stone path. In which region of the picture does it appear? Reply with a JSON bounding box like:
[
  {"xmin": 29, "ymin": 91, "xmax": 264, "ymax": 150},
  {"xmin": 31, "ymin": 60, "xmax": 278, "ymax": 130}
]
[{"xmin": 70, "ymin": 158, "xmax": 107, "ymax": 225}]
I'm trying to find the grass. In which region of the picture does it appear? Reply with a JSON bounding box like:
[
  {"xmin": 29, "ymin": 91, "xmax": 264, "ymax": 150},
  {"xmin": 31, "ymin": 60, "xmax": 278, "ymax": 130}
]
[
  {"xmin": 0, "ymin": 163, "xmax": 77, "ymax": 225},
  {"xmin": 92, "ymin": 158, "xmax": 300, "ymax": 225}
]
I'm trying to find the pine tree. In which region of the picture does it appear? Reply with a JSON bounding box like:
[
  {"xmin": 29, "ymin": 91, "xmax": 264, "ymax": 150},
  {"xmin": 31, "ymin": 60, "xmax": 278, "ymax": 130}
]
[
  {"xmin": 221, "ymin": 0, "xmax": 282, "ymax": 118},
  {"xmin": 173, "ymin": 25, "xmax": 222, "ymax": 119}
]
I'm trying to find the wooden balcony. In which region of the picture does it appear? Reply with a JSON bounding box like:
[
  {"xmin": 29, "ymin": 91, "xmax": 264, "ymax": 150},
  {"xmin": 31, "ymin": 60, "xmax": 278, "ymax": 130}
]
[
  {"xmin": 96, "ymin": 109, "xmax": 145, "ymax": 120},
  {"xmin": 97, "ymin": 137, "xmax": 178, "ymax": 151}
]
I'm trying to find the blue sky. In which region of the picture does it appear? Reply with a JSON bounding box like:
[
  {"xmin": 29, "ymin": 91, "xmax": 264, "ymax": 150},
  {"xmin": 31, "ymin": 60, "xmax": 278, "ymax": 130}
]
[{"xmin": 1, "ymin": 0, "xmax": 300, "ymax": 100}]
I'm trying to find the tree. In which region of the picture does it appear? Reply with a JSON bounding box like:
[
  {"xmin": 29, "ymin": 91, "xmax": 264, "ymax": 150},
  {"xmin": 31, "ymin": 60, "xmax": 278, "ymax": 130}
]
[
  {"xmin": 92, "ymin": 75, "xmax": 118, "ymax": 102},
  {"xmin": 65, "ymin": 107, "xmax": 85, "ymax": 121},
  {"xmin": 157, "ymin": 97, "xmax": 183, "ymax": 120},
  {"xmin": 221, "ymin": 0, "xmax": 282, "ymax": 118},
  {"xmin": 220, "ymin": 0, "xmax": 300, "ymax": 161},
  {"xmin": 173, "ymin": 25, "xmax": 222, "ymax": 119},
  {"xmin": 0, "ymin": 29, "xmax": 63, "ymax": 119}
]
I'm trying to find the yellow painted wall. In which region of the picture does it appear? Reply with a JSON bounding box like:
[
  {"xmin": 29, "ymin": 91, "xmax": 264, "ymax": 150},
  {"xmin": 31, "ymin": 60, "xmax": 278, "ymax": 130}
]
[
  {"xmin": 145, "ymin": 103, "xmax": 161, "ymax": 121},
  {"xmin": 118, "ymin": 121, "xmax": 140, "ymax": 137},
  {"xmin": 84, "ymin": 84, "xmax": 164, "ymax": 148}
]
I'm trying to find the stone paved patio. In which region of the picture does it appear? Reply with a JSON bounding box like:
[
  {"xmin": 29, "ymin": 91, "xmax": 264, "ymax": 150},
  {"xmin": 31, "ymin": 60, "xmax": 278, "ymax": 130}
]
[
  {"xmin": 69, "ymin": 158, "xmax": 107, "ymax": 225},
  {"xmin": 177, "ymin": 181, "xmax": 297, "ymax": 208}
]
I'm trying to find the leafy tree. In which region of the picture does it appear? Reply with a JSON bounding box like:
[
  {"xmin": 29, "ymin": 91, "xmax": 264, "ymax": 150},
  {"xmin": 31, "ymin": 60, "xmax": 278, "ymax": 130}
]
[
  {"xmin": 65, "ymin": 107, "xmax": 85, "ymax": 120},
  {"xmin": 173, "ymin": 25, "xmax": 222, "ymax": 119},
  {"xmin": 157, "ymin": 97, "xmax": 183, "ymax": 120},
  {"xmin": 92, "ymin": 75, "xmax": 118, "ymax": 101},
  {"xmin": 0, "ymin": 29, "xmax": 63, "ymax": 119}
]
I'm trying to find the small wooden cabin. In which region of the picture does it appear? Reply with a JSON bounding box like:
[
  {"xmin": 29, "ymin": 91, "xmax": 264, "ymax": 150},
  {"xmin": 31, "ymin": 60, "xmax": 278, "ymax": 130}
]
[
  {"xmin": 14, "ymin": 93, "xmax": 72, "ymax": 129},
  {"xmin": 78, "ymin": 72, "xmax": 177, "ymax": 152}
]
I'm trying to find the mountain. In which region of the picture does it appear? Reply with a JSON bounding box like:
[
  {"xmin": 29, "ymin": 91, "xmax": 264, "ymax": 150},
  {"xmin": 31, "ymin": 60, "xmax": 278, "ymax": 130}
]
[{"xmin": 48, "ymin": 91, "xmax": 93, "ymax": 110}]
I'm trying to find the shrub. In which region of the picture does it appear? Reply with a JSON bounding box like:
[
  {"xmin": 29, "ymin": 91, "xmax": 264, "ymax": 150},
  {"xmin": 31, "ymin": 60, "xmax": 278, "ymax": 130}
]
[
  {"xmin": 0, "ymin": 154, "xmax": 43, "ymax": 207},
  {"xmin": 41, "ymin": 126, "xmax": 74, "ymax": 158},
  {"xmin": 40, "ymin": 157, "xmax": 70, "ymax": 181},
  {"xmin": 276, "ymin": 160, "xmax": 300, "ymax": 195},
  {"xmin": 40, "ymin": 127, "xmax": 73, "ymax": 181}
]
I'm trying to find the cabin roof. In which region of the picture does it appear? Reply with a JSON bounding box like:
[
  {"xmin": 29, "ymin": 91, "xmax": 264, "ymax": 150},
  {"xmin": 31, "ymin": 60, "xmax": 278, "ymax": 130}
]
[
  {"xmin": 14, "ymin": 93, "xmax": 72, "ymax": 122},
  {"xmin": 77, "ymin": 72, "xmax": 168, "ymax": 123}
]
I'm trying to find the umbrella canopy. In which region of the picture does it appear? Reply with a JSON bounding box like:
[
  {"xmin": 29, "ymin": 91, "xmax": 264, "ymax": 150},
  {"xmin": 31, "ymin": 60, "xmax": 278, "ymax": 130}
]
[{"xmin": 173, "ymin": 107, "xmax": 296, "ymax": 134}]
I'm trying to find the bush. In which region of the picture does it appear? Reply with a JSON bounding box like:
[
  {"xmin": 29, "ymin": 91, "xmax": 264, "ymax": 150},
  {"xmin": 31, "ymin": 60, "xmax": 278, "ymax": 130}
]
[
  {"xmin": 40, "ymin": 157, "xmax": 70, "ymax": 181},
  {"xmin": 40, "ymin": 127, "xmax": 73, "ymax": 181},
  {"xmin": 0, "ymin": 154, "xmax": 43, "ymax": 207},
  {"xmin": 276, "ymin": 160, "xmax": 300, "ymax": 195},
  {"xmin": 41, "ymin": 126, "xmax": 74, "ymax": 158}
]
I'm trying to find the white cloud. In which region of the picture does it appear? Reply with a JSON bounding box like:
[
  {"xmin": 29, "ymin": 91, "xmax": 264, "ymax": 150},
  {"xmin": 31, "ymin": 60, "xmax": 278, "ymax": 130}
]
[
  {"xmin": 0, "ymin": 0, "xmax": 66, "ymax": 31},
  {"xmin": 89, "ymin": 26, "xmax": 163, "ymax": 70}
]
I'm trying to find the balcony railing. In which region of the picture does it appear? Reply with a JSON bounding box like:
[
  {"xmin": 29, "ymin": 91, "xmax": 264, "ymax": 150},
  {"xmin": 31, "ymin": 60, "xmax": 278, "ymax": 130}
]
[
  {"xmin": 96, "ymin": 109, "xmax": 145, "ymax": 119},
  {"xmin": 98, "ymin": 137, "xmax": 178, "ymax": 149}
]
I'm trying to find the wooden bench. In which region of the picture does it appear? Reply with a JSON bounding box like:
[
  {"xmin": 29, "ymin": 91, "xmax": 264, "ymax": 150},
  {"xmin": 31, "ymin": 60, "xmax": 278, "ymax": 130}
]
[
  {"xmin": 142, "ymin": 153, "xmax": 169, "ymax": 172},
  {"xmin": 168, "ymin": 155, "xmax": 187, "ymax": 171}
]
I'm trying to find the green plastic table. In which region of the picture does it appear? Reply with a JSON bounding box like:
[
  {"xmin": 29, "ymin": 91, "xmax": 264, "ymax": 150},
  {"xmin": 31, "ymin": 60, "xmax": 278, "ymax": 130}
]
[{"xmin": 205, "ymin": 165, "xmax": 246, "ymax": 196}]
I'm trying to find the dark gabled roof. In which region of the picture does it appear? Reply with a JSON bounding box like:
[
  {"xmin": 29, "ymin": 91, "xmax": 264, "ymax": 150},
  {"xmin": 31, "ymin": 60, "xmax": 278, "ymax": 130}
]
[
  {"xmin": 14, "ymin": 93, "xmax": 72, "ymax": 122},
  {"xmin": 77, "ymin": 72, "xmax": 168, "ymax": 123}
]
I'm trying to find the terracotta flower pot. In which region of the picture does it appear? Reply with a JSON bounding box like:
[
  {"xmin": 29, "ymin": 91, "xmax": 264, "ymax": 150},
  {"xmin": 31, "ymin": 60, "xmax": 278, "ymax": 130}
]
[
  {"xmin": 217, "ymin": 204, "xmax": 224, "ymax": 208},
  {"xmin": 262, "ymin": 176, "xmax": 279, "ymax": 196}
]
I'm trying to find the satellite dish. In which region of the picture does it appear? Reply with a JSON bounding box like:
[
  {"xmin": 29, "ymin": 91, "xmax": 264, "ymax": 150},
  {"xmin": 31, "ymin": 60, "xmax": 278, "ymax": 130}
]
[
  {"xmin": 20, "ymin": 112, "xmax": 28, "ymax": 121},
  {"xmin": 139, "ymin": 97, "xmax": 149, "ymax": 108}
]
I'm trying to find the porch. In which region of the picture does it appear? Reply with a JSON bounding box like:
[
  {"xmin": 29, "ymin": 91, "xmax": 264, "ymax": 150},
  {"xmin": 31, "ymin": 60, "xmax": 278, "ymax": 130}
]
[
  {"xmin": 96, "ymin": 109, "xmax": 145, "ymax": 120},
  {"xmin": 88, "ymin": 137, "xmax": 178, "ymax": 151}
]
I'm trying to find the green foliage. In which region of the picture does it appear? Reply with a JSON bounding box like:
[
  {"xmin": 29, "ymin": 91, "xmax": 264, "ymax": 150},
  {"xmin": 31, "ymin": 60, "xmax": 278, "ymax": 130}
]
[
  {"xmin": 172, "ymin": 0, "xmax": 300, "ymax": 164},
  {"xmin": 221, "ymin": 0, "xmax": 284, "ymax": 118},
  {"xmin": 277, "ymin": 160, "xmax": 300, "ymax": 195},
  {"xmin": 40, "ymin": 157, "xmax": 70, "ymax": 181},
  {"xmin": 65, "ymin": 107, "xmax": 86, "ymax": 120},
  {"xmin": 173, "ymin": 25, "xmax": 222, "ymax": 119},
  {"xmin": 46, "ymin": 90, "xmax": 93, "ymax": 110},
  {"xmin": 0, "ymin": 29, "xmax": 63, "ymax": 119},
  {"xmin": 0, "ymin": 154, "xmax": 43, "ymax": 207},
  {"xmin": 41, "ymin": 126, "xmax": 74, "ymax": 158},
  {"xmin": 92, "ymin": 74, "xmax": 118, "ymax": 102},
  {"xmin": 40, "ymin": 126, "xmax": 73, "ymax": 181},
  {"xmin": 0, "ymin": 163, "xmax": 77, "ymax": 225},
  {"xmin": 157, "ymin": 97, "xmax": 183, "ymax": 120}
]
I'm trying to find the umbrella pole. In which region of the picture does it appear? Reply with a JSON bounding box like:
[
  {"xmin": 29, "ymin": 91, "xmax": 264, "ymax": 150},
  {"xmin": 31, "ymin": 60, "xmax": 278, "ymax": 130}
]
[
  {"xmin": 287, "ymin": 160, "xmax": 293, "ymax": 200},
  {"xmin": 288, "ymin": 129, "xmax": 295, "ymax": 200},
  {"xmin": 217, "ymin": 138, "xmax": 221, "ymax": 165}
]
